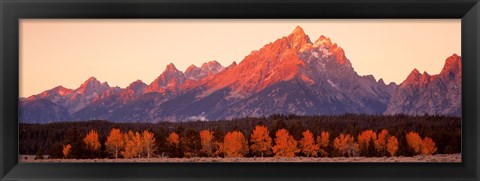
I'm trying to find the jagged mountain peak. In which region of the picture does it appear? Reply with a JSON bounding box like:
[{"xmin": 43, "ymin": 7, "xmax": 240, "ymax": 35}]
[
  {"xmin": 290, "ymin": 26, "xmax": 306, "ymax": 36},
  {"xmin": 52, "ymin": 85, "xmax": 69, "ymax": 90},
  {"xmin": 185, "ymin": 60, "xmax": 225, "ymax": 80},
  {"xmin": 165, "ymin": 63, "xmax": 180, "ymax": 72},
  {"xmin": 199, "ymin": 26, "xmax": 359, "ymax": 97},
  {"xmin": 385, "ymin": 54, "xmax": 461, "ymax": 116},
  {"xmin": 80, "ymin": 76, "xmax": 109, "ymax": 87},
  {"xmin": 127, "ymin": 80, "xmax": 147, "ymax": 89},
  {"xmin": 228, "ymin": 61, "xmax": 237, "ymax": 67},
  {"xmin": 329, "ymin": 43, "xmax": 349, "ymax": 65},
  {"xmin": 34, "ymin": 85, "xmax": 74, "ymax": 100},
  {"xmin": 378, "ymin": 78, "xmax": 385, "ymax": 85},
  {"xmin": 440, "ymin": 54, "xmax": 461, "ymax": 77},
  {"xmin": 77, "ymin": 76, "xmax": 110, "ymax": 94},
  {"xmin": 161, "ymin": 63, "xmax": 184, "ymax": 76},
  {"xmin": 402, "ymin": 68, "xmax": 422, "ymax": 85},
  {"xmin": 145, "ymin": 63, "xmax": 186, "ymax": 93},
  {"xmin": 19, "ymin": 26, "xmax": 460, "ymax": 123},
  {"xmin": 201, "ymin": 60, "xmax": 223, "ymax": 70},
  {"xmin": 186, "ymin": 64, "xmax": 198, "ymax": 71},
  {"xmin": 200, "ymin": 60, "xmax": 224, "ymax": 73},
  {"xmin": 401, "ymin": 54, "xmax": 461, "ymax": 87},
  {"xmin": 412, "ymin": 68, "xmax": 421, "ymax": 74},
  {"xmin": 123, "ymin": 79, "xmax": 147, "ymax": 99},
  {"xmin": 222, "ymin": 61, "xmax": 238, "ymax": 71},
  {"xmin": 82, "ymin": 76, "xmax": 100, "ymax": 85},
  {"xmin": 314, "ymin": 35, "xmax": 333, "ymax": 47},
  {"xmin": 287, "ymin": 26, "xmax": 312, "ymax": 50},
  {"xmin": 50, "ymin": 86, "xmax": 74, "ymax": 95},
  {"xmin": 134, "ymin": 79, "xmax": 145, "ymax": 83}
]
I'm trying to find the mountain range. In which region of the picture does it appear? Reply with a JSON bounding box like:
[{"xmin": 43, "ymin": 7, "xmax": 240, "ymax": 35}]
[{"xmin": 19, "ymin": 26, "xmax": 461, "ymax": 123}]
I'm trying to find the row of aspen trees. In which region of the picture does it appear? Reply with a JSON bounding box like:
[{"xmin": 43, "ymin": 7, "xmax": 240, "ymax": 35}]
[
  {"xmin": 62, "ymin": 126, "xmax": 437, "ymax": 159},
  {"xmin": 63, "ymin": 129, "xmax": 156, "ymax": 159}
]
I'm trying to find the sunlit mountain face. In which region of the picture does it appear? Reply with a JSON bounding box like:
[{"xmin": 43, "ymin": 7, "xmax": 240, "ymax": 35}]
[{"xmin": 19, "ymin": 26, "xmax": 461, "ymax": 123}]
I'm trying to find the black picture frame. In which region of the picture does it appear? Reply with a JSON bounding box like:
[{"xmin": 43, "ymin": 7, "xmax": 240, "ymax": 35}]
[{"xmin": 1, "ymin": 0, "xmax": 479, "ymax": 180}]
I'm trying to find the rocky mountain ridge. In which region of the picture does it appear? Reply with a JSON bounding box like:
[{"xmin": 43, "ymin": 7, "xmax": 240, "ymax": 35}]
[{"xmin": 19, "ymin": 26, "xmax": 461, "ymax": 123}]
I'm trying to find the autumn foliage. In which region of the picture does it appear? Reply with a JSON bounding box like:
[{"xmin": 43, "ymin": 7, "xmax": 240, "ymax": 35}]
[
  {"xmin": 406, "ymin": 132, "xmax": 437, "ymax": 156},
  {"xmin": 375, "ymin": 129, "xmax": 389, "ymax": 156},
  {"xmin": 167, "ymin": 132, "xmax": 180, "ymax": 147},
  {"xmin": 406, "ymin": 132, "xmax": 423, "ymax": 154},
  {"xmin": 62, "ymin": 144, "xmax": 71, "ymax": 158},
  {"xmin": 386, "ymin": 136, "xmax": 399, "ymax": 156},
  {"xmin": 122, "ymin": 131, "xmax": 143, "ymax": 158},
  {"xmin": 83, "ymin": 130, "xmax": 101, "ymax": 151},
  {"xmin": 249, "ymin": 125, "xmax": 272, "ymax": 157},
  {"xmin": 317, "ymin": 131, "xmax": 330, "ymax": 157},
  {"xmin": 105, "ymin": 128, "xmax": 124, "ymax": 159},
  {"xmin": 299, "ymin": 130, "xmax": 319, "ymax": 157},
  {"xmin": 272, "ymin": 129, "xmax": 299, "ymax": 157},
  {"xmin": 357, "ymin": 130, "xmax": 377, "ymax": 156},
  {"xmin": 333, "ymin": 133, "xmax": 358, "ymax": 157},
  {"xmin": 49, "ymin": 123, "xmax": 440, "ymax": 159},
  {"xmin": 200, "ymin": 130, "xmax": 215, "ymax": 156},
  {"xmin": 166, "ymin": 132, "xmax": 181, "ymax": 157},
  {"xmin": 22, "ymin": 115, "xmax": 459, "ymax": 159},
  {"xmin": 222, "ymin": 131, "xmax": 248, "ymax": 157},
  {"xmin": 421, "ymin": 137, "xmax": 437, "ymax": 155},
  {"xmin": 142, "ymin": 130, "xmax": 156, "ymax": 158}
]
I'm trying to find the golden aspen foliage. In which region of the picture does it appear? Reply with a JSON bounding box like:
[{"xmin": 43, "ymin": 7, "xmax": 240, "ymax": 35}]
[
  {"xmin": 249, "ymin": 125, "xmax": 273, "ymax": 157},
  {"xmin": 375, "ymin": 129, "xmax": 389, "ymax": 155},
  {"xmin": 62, "ymin": 144, "xmax": 72, "ymax": 158},
  {"xmin": 166, "ymin": 132, "xmax": 181, "ymax": 157},
  {"xmin": 83, "ymin": 130, "xmax": 101, "ymax": 151},
  {"xmin": 421, "ymin": 137, "xmax": 437, "ymax": 155},
  {"xmin": 133, "ymin": 132, "xmax": 143, "ymax": 158},
  {"xmin": 333, "ymin": 134, "xmax": 348, "ymax": 156},
  {"xmin": 142, "ymin": 130, "xmax": 156, "ymax": 158},
  {"xmin": 122, "ymin": 131, "xmax": 136, "ymax": 158},
  {"xmin": 406, "ymin": 132, "xmax": 423, "ymax": 154},
  {"xmin": 122, "ymin": 131, "xmax": 143, "ymax": 158},
  {"xmin": 199, "ymin": 130, "xmax": 215, "ymax": 157},
  {"xmin": 333, "ymin": 133, "xmax": 358, "ymax": 157},
  {"xmin": 167, "ymin": 132, "xmax": 180, "ymax": 147},
  {"xmin": 318, "ymin": 131, "xmax": 330, "ymax": 148},
  {"xmin": 299, "ymin": 130, "xmax": 319, "ymax": 157},
  {"xmin": 105, "ymin": 128, "xmax": 125, "ymax": 159},
  {"xmin": 386, "ymin": 136, "xmax": 399, "ymax": 157},
  {"xmin": 316, "ymin": 131, "xmax": 330, "ymax": 157},
  {"xmin": 357, "ymin": 130, "xmax": 377, "ymax": 151},
  {"xmin": 272, "ymin": 129, "xmax": 299, "ymax": 158},
  {"xmin": 222, "ymin": 131, "xmax": 249, "ymax": 157}
]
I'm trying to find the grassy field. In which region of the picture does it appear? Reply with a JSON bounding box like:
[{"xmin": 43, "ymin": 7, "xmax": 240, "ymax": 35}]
[{"xmin": 20, "ymin": 153, "xmax": 461, "ymax": 163}]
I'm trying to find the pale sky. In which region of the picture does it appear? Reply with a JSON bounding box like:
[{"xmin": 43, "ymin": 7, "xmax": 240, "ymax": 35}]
[{"xmin": 20, "ymin": 19, "xmax": 461, "ymax": 97}]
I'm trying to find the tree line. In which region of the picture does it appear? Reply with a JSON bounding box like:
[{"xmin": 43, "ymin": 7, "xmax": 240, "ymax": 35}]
[
  {"xmin": 59, "ymin": 126, "xmax": 437, "ymax": 159},
  {"xmin": 19, "ymin": 114, "xmax": 460, "ymax": 159}
]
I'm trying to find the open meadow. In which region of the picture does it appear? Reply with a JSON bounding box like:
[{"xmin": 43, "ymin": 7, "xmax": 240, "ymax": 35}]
[{"xmin": 20, "ymin": 153, "xmax": 461, "ymax": 163}]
